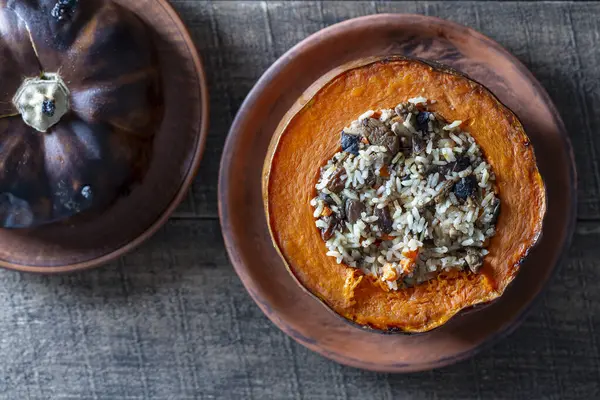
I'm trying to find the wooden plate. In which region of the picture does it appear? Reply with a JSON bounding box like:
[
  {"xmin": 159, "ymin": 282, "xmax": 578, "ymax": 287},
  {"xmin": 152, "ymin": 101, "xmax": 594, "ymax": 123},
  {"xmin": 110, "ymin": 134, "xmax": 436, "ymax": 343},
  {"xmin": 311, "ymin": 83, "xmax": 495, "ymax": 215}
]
[
  {"xmin": 0, "ymin": 0, "xmax": 209, "ymax": 273},
  {"xmin": 219, "ymin": 14, "xmax": 576, "ymax": 372}
]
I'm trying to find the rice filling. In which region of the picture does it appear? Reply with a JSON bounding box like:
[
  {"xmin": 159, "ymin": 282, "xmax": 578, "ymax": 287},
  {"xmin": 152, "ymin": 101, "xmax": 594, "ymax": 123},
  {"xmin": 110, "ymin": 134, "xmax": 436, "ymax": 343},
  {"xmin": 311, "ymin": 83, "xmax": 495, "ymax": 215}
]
[{"xmin": 311, "ymin": 99, "xmax": 500, "ymax": 291}]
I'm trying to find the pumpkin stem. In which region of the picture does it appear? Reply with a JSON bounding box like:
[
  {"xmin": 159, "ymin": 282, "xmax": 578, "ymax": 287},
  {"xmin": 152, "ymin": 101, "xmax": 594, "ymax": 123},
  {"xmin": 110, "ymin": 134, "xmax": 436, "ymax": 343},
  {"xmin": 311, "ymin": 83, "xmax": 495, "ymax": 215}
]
[{"xmin": 12, "ymin": 73, "xmax": 70, "ymax": 133}]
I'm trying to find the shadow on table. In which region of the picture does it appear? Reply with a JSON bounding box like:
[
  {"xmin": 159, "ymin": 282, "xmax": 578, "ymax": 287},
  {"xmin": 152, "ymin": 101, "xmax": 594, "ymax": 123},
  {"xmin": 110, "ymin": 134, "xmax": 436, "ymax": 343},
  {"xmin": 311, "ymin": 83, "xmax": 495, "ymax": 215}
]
[
  {"xmin": 2, "ymin": 12, "xmax": 598, "ymax": 400},
  {"xmin": 9, "ymin": 218, "xmax": 229, "ymax": 301},
  {"xmin": 523, "ymin": 60, "xmax": 593, "ymax": 219}
]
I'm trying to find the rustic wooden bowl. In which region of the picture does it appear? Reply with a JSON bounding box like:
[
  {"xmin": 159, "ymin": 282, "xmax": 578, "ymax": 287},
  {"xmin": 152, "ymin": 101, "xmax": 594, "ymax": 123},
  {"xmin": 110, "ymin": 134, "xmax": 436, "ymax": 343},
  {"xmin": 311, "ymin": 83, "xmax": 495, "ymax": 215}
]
[
  {"xmin": 219, "ymin": 14, "xmax": 576, "ymax": 372},
  {"xmin": 0, "ymin": 0, "xmax": 209, "ymax": 273}
]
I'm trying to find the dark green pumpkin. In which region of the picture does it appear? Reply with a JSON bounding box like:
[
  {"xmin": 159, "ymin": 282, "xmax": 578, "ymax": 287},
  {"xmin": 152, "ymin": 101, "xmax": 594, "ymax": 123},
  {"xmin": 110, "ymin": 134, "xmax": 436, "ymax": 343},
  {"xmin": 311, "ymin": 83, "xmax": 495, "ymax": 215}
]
[{"xmin": 0, "ymin": 0, "xmax": 162, "ymax": 228}]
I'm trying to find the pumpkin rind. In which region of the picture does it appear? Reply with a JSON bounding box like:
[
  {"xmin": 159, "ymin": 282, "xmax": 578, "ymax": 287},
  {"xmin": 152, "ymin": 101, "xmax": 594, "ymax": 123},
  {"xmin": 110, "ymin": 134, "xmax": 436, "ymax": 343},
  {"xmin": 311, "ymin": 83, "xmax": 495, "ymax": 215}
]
[
  {"xmin": 0, "ymin": 0, "xmax": 162, "ymax": 228},
  {"xmin": 263, "ymin": 56, "xmax": 546, "ymax": 333}
]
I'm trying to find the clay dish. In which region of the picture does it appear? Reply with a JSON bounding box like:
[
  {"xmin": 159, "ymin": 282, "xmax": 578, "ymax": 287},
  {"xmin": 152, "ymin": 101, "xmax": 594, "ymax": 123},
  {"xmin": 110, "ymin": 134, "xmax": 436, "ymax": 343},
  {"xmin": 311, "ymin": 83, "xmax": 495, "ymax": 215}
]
[
  {"xmin": 219, "ymin": 14, "xmax": 576, "ymax": 371},
  {"xmin": 0, "ymin": 0, "xmax": 209, "ymax": 273}
]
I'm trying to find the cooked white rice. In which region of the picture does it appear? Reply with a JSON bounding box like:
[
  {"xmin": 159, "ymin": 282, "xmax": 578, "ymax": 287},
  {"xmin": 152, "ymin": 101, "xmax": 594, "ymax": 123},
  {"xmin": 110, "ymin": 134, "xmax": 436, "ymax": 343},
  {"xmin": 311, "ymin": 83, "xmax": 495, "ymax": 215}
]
[{"xmin": 312, "ymin": 100, "xmax": 500, "ymax": 290}]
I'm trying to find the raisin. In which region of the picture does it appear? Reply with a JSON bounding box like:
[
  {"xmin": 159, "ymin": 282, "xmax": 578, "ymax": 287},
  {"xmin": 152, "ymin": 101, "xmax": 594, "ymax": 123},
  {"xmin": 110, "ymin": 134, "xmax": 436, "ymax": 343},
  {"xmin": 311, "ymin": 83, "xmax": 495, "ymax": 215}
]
[
  {"xmin": 374, "ymin": 206, "xmax": 393, "ymax": 234},
  {"xmin": 454, "ymin": 155, "xmax": 471, "ymax": 172},
  {"xmin": 453, "ymin": 175, "xmax": 477, "ymax": 201},
  {"xmin": 341, "ymin": 131, "xmax": 360, "ymax": 155},
  {"xmin": 41, "ymin": 99, "xmax": 56, "ymax": 117},
  {"xmin": 416, "ymin": 111, "xmax": 431, "ymax": 132}
]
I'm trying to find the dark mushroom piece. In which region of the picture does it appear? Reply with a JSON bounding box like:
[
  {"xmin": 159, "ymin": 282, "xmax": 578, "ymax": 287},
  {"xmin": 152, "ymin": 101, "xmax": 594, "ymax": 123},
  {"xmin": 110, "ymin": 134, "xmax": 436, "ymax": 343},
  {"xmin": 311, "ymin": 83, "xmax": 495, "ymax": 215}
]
[
  {"xmin": 325, "ymin": 168, "xmax": 345, "ymax": 193},
  {"xmin": 345, "ymin": 198, "xmax": 365, "ymax": 223},
  {"xmin": 363, "ymin": 118, "xmax": 400, "ymax": 154}
]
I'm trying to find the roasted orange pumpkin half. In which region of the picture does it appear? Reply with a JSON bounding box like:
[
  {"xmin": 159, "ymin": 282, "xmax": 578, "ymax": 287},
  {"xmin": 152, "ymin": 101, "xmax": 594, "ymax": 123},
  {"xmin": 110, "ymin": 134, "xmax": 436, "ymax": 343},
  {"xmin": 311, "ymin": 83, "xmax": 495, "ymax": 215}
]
[{"xmin": 263, "ymin": 56, "xmax": 546, "ymax": 333}]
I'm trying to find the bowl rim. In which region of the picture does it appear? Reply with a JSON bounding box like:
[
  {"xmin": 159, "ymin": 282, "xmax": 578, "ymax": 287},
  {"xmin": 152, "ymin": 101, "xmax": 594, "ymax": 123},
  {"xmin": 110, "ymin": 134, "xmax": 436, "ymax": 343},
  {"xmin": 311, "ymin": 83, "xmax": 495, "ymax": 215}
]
[
  {"xmin": 2, "ymin": 0, "xmax": 210, "ymax": 273},
  {"xmin": 220, "ymin": 13, "xmax": 576, "ymax": 371}
]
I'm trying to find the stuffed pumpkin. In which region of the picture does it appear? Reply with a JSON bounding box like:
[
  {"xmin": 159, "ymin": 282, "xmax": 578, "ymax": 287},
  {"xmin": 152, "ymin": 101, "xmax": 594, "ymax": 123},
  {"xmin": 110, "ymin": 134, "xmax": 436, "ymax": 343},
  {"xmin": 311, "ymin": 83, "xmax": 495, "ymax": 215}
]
[
  {"xmin": 0, "ymin": 0, "xmax": 162, "ymax": 228},
  {"xmin": 264, "ymin": 56, "xmax": 546, "ymax": 333}
]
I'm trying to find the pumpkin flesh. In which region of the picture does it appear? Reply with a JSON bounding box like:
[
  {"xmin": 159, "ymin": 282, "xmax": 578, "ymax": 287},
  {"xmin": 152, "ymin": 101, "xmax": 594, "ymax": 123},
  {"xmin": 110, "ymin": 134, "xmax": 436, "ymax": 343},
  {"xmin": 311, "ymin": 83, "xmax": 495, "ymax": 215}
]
[{"xmin": 265, "ymin": 57, "xmax": 546, "ymax": 333}]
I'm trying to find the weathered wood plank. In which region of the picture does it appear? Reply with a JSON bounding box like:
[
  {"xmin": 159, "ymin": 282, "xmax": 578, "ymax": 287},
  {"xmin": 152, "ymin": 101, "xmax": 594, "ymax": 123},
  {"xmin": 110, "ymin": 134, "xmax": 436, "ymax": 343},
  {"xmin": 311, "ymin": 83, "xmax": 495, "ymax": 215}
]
[
  {"xmin": 0, "ymin": 218, "xmax": 597, "ymax": 399},
  {"xmin": 0, "ymin": 1, "xmax": 597, "ymax": 399},
  {"xmin": 169, "ymin": 0, "xmax": 595, "ymax": 219}
]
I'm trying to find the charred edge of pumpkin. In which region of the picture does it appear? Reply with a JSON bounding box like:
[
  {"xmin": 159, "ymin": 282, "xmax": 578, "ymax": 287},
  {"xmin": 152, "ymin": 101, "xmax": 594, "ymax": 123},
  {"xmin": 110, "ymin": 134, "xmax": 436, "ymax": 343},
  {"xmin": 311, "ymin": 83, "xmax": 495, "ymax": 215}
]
[{"xmin": 263, "ymin": 55, "xmax": 547, "ymax": 334}]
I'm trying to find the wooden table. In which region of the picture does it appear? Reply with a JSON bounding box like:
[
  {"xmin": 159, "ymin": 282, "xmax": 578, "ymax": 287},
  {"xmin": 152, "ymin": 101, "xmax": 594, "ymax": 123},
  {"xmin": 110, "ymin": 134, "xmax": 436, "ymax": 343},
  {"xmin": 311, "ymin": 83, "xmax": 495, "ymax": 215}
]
[{"xmin": 0, "ymin": 2, "xmax": 596, "ymax": 399}]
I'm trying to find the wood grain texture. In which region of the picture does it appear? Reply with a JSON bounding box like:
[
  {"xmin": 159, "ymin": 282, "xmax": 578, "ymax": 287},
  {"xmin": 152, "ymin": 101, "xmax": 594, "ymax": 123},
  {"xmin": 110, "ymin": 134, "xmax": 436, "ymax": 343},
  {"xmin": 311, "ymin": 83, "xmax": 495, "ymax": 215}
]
[
  {"xmin": 0, "ymin": 219, "xmax": 597, "ymax": 399},
  {"xmin": 0, "ymin": 0, "xmax": 209, "ymax": 271},
  {"xmin": 175, "ymin": 0, "xmax": 597, "ymax": 220},
  {"xmin": 0, "ymin": 0, "xmax": 597, "ymax": 398}
]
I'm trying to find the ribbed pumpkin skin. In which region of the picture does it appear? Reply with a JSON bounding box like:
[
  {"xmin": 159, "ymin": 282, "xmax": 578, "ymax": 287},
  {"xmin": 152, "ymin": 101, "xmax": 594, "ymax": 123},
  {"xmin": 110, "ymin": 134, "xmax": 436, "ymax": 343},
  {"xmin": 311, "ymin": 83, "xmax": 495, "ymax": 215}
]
[{"xmin": 0, "ymin": 0, "xmax": 162, "ymax": 228}]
